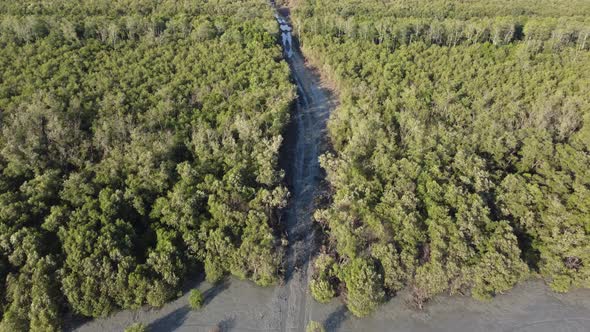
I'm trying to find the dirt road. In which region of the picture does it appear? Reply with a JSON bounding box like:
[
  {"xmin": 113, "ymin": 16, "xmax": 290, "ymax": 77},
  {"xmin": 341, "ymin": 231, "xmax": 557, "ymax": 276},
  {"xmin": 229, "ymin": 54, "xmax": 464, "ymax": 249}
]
[{"xmin": 274, "ymin": 12, "xmax": 332, "ymax": 332}]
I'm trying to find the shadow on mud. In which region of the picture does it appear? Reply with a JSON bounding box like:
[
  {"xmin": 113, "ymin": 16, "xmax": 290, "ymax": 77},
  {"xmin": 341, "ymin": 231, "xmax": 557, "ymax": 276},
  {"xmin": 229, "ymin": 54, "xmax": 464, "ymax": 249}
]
[
  {"xmin": 217, "ymin": 316, "xmax": 237, "ymax": 332},
  {"xmin": 63, "ymin": 315, "xmax": 91, "ymax": 332},
  {"xmin": 324, "ymin": 305, "xmax": 350, "ymax": 332},
  {"xmin": 148, "ymin": 306, "xmax": 190, "ymax": 331},
  {"xmin": 203, "ymin": 278, "xmax": 231, "ymax": 306}
]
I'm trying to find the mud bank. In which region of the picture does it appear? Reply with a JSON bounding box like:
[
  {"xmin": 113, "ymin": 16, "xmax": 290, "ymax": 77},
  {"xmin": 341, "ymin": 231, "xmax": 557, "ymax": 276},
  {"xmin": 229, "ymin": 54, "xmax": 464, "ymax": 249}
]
[
  {"xmin": 71, "ymin": 278, "xmax": 590, "ymax": 332},
  {"xmin": 309, "ymin": 280, "xmax": 590, "ymax": 331}
]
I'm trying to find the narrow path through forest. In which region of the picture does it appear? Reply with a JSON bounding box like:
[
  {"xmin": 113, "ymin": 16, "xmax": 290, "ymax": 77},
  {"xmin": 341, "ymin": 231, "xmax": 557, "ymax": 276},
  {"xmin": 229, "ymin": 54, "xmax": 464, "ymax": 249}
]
[{"xmin": 274, "ymin": 8, "xmax": 334, "ymax": 332}]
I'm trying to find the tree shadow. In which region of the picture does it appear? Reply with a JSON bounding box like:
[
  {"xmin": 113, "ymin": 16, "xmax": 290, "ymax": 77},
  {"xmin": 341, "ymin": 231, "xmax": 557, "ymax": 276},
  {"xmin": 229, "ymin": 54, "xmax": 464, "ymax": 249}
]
[
  {"xmin": 282, "ymin": 225, "xmax": 321, "ymax": 284},
  {"xmin": 203, "ymin": 278, "xmax": 231, "ymax": 306},
  {"xmin": 181, "ymin": 269, "xmax": 206, "ymax": 292},
  {"xmin": 217, "ymin": 316, "xmax": 236, "ymax": 332},
  {"xmin": 62, "ymin": 313, "xmax": 92, "ymax": 332},
  {"xmin": 324, "ymin": 305, "xmax": 349, "ymax": 332},
  {"xmin": 147, "ymin": 306, "xmax": 190, "ymax": 332}
]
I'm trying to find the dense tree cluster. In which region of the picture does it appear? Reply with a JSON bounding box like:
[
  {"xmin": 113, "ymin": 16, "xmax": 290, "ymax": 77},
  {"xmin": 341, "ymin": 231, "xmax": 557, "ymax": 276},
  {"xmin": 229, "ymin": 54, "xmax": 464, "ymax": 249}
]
[
  {"xmin": 294, "ymin": 0, "xmax": 590, "ymax": 50},
  {"xmin": 295, "ymin": 0, "xmax": 590, "ymax": 316},
  {"xmin": 0, "ymin": 0, "xmax": 294, "ymax": 330}
]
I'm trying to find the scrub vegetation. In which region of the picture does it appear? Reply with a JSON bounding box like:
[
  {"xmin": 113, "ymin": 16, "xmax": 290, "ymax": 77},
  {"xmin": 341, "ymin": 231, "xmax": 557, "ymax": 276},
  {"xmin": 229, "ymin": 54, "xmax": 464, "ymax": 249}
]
[
  {"xmin": 293, "ymin": 0, "xmax": 590, "ymax": 316},
  {"xmin": 189, "ymin": 289, "xmax": 204, "ymax": 310},
  {"xmin": 1, "ymin": 0, "xmax": 589, "ymax": 328},
  {"xmin": 0, "ymin": 0, "xmax": 294, "ymax": 330}
]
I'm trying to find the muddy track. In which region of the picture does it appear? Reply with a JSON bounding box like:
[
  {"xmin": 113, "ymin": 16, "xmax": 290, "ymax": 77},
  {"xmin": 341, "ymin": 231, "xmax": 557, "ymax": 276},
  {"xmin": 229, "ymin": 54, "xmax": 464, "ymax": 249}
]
[{"xmin": 274, "ymin": 11, "xmax": 333, "ymax": 332}]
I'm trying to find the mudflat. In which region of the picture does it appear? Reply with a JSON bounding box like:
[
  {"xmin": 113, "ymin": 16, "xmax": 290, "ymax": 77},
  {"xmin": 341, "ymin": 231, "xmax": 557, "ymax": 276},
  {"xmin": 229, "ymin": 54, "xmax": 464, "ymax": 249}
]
[{"xmin": 72, "ymin": 278, "xmax": 590, "ymax": 332}]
